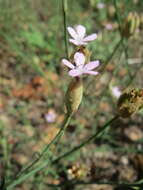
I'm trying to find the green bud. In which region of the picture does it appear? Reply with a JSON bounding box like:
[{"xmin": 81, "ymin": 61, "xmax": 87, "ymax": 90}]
[
  {"xmin": 65, "ymin": 78, "xmax": 83, "ymax": 114},
  {"xmin": 121, "ymin": 12, "xmax": 140, "ymax": 38}
]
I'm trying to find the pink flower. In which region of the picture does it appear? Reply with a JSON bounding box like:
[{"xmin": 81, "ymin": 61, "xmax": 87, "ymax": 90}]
[
  {"xmin": 45, "ymin": 109, "xmax": 57, "ymax": 123},
  {"xmin": 67, "ymin": 25, "xmax": 97, "ymax": 46},
  {"xmin": 105, "ymin": 23, "xmax": 113, "ymax": 30},
  {"xmin": 111, "ymin": 86, "xmax": 121, "ymax": 98},
  {"xmin": 97, "ymin": 2, "xmax": 105, "ymax": 9},
  {"xmin": 62, "ymin": 52, "xmax": 100, "ymax": 77}
]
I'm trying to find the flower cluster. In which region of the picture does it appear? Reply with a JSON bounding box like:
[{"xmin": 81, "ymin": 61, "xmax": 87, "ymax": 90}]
[
  {"xmin": 62, "ymin": 24, "xmax": 100, "ymax": 113},
  {"xmin": 62, "ymin": 25, "xmax": 100, "ymax": 77}
]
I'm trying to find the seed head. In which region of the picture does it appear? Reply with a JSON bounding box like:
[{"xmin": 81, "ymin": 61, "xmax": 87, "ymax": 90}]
[{"xmin": 117, "ymin": 88, "xmax": 143, "ymax": 118}]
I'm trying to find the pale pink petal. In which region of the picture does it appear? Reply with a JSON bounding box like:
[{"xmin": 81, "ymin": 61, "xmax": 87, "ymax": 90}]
[
  {"xmin": 62, "ymin": 59, "xmax": 75, "ymax": 69},
  {"xmin": 74, "ymin": 52, "xmax": 85, "ymax": 66},
  {"xmin": 68, "ymin": 69, "xmax": 83, "ymax": 77},
  {"xmin": 75, "ymin": 25, "xmax": 86, "ymax": 38},
  {"xmin": 112, "ymin": 87, "xmax": 121, "ymax": 98},
  {"xmin": 83, "ymin": 70, "xmax": 99, "ymax": 75},
  {"xmin": 67, "ymin": 27, "xmax": 78, "ymax": 39},
  {"xmin": 69, "ymin": 39, "xmax": 87, "ymax": 46},
  {"xmin": 78, "ymin": 41, "xmax": 88, "ymax": 45},
  {"xmin": 84, "ymin": 61, "xmax": 100, "ymax": 70},
  {"xmin": 97, "ymin": 2, "xmax": 105, "ymax": 9},
  {"xmin": 105, "ymin": 23, "xmax": 113, "ymax": 30},
  {"xmin": 83, "ymin": 33, "xmax": 97, "ymax": 42},
  {"xmin": 69, "ymin": 39, "xmax": 79, "ymax": 46},
  {"xmin": 45, "ymin": 111, "xmax": 57, "ymax": 123}
]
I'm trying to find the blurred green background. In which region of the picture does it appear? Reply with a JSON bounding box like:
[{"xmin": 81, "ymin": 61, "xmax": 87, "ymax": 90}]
[{"xmin": 0, "ymin": 0, "xmax": 143, "ymax": 190}]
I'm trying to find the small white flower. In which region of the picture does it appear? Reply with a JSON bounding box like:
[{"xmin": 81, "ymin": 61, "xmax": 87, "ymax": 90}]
[
  {"xmin": 67, "ymin": 25, "xmax": 97, "ymax": 46},
  {"xmin": 97, "ymin": 2, "xmax": 105, "ymax": 9},
  {"xmin": 45, "ymin": 109, "xmax": 57, "ymax": 123},
  {"xmin": 62, "ymin": 52, "xmax": 100, "ymax": 77},
  {"xmin": 105, "ymin": 23, "xmax": 113, "ymax": 30},
  {"xmin": 111, "ymin": 86, "xmax": 121, "ymax": 98}
]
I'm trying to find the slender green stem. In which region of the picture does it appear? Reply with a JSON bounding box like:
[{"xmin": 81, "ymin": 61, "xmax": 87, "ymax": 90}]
[
  {"xmin": 45, "ymin": 178, "xmax": 143, "ymax": 188},
  {"xmin": 7, "ymin": 161, "xmax": 50, "ymax": 190},
  {"xmin": 86, "ymin": 38, "xmax": 122, "ymax": 93},
  {"xmin": 7, "ymin": 0, "xmax": 70, "ymax": 188},
  {"xmin": 125, "ymin": 63, "xmax": 143, "ymax": 88},
  {"xmin": 40, "ymin": 112, "xmax": 73, "ymax": 158},
  {"xmin": 52, "ymin": 115, "xmax": 119, "ymax": 164},
  {"xmin": 114, "ymin": 0, "xmax": 132, "ymax": 79},
  {"xmin": 62, "ymin": 0, "xmax": 69, "ymax": 58},
  {"xmin": 7, "ymin": 113, "xmax": 73, "ymax": 189},
  {"xmin": 6, "ymin": 114, "xmax": 117, "ymax": 189},
  {"xmin": 100, "ymin": 38, "xmax": 123, "ymax": 73},
  {"xmin": 114, "ymin": 0, "xmax": 122, "ymax": 34},
  {"xmin": 13, "ymin": 0, "xmax": 70, "ymax": 179}
]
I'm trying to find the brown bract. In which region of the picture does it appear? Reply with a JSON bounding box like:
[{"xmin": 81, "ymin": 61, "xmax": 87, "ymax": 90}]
[{"xmin": 117, "ymin": 88, "xmax": 143, "ymax": 118}]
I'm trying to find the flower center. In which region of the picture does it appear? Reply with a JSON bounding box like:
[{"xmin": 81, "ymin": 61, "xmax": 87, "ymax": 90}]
[
  {"xmin": 76, "ymin": 65, "xmax": 84, "ymax": 73},
  {"xmin": 76, "ymin": 36, "xmax": 83, "ymax": 43}
]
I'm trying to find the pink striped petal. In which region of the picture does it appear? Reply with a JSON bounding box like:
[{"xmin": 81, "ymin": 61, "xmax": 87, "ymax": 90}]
[
  {"xmin": 69, "ymin": 39, "xmax": 79, "ymax": 46},
  {"xmin": 68, "ymin": 69, "xmax": 83, "ymax": 77},
  {"xmin": 75, "ymin": 25, "xmax": 86, "ymax": 38},
  {"xmin": 62, "ymin": 59, "xmax": 75, "ymax": 69},
  {"xmin": 83, "ymin": 33, "xmax": 97, "ymax": 42},
  {"xmin": 74, "ymin": 52, "xmax": 85, "ymax": 66},
  {"xmin": 84, "ymin": 61, "xmax": 100, "ymax": 70},
  {"xmin": 67, "ymin": 27, "xmax": 78, "ymax": 39},
  {"xmin": 83, "ymin": 70, "xmax": 99, "ymax": 75}
]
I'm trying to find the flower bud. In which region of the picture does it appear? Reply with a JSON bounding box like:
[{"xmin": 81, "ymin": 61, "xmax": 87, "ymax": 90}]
[
  {"xmin": 117, "ymin": 88, "xmax": 143, "ymax": 118},
  {"xmin": 65, "ymin": 78, "xmax": 83, "ymax": 114},
  {"xmin": 121, "ymin": 12, "xmax": 140, "ymax": 38}
]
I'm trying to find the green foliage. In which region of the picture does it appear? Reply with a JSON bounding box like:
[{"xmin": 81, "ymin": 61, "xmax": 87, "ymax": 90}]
[{"xmin": 20, "ymin": 28, "xmax": 46, "ymax": 48}]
